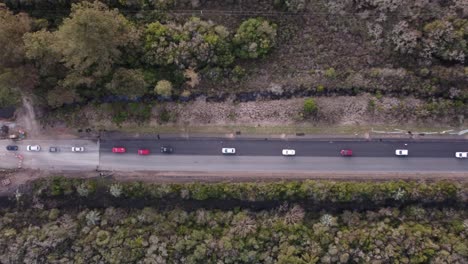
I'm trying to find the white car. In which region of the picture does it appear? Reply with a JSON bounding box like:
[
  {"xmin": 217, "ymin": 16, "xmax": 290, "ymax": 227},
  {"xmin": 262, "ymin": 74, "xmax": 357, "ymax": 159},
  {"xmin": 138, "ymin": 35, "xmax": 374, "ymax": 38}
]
[
  {"xmin": 26, "ymin": 145, "xmax": 41, "ymax": 152},
  {"xmin": 222, "ymin": 148, "xmax": 236, "ymax": 154},
  {"xmin": 282, "ymin": 149, "xmax": 296, "ymax": 156},
  {"xmin": 455, "ymin": 152, "xmax": 467, "ymax": 158},
  {"xmin": 72, "ymin": 146, "xmax": 85, "ymax": 152},
  {"xmin": 395, "ymin": 149, "xmax": 408, "ymax": 156}
]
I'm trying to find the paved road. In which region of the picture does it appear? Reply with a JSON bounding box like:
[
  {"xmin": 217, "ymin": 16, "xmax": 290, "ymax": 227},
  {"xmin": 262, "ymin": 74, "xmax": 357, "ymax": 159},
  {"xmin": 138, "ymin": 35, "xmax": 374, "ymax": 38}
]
[
  {"xmin": 100, "ymin": 138, "xmax": 468, "ymax": 157},
  {"xmin": 0, "ymin": 138, "xmax": 467, "ymax": 172},
  {"xmin": 0, "ymin": 139, "xmax": 99, "ymax": 171}
]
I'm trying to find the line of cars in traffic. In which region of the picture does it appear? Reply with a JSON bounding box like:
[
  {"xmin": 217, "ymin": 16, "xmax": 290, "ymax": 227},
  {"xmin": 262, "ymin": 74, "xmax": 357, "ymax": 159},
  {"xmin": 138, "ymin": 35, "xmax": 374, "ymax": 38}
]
[
  {"xmin": 5, "ymin": 145, "xmax": 468, "ymax": 158},
  {"xmin": 110, "ymin": 146, "xmax": 468, "ymax": 158},
  {"xmin": 6, "ymin": 145, "xmax": 85, "ymax": 152}
]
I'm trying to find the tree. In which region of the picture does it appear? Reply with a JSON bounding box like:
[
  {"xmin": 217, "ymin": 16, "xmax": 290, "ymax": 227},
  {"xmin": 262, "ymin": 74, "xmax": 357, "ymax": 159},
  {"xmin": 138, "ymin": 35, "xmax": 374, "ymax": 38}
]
[
  {"xmin": 0, "ymin": 4, "xmax": 31, "ymax": 67},
  {"xmin": 422, "ymin": 19, "xmax": 467, "ymax": 63},
  {"xmin": 303, "ymin": 98, "xmax": 318, "ymax": 117},
  {"xmin": 233, "ymin": 18, "xmax": 277, "ymax": 59},
  {"xmin": 23, "ymin": 29, "xmax": 61, "ymax": 76},
  {"xmin": 106, "ymin": 68, "xmax": 147, "ymax": 98},
  {"xmin": 54, "ymin": 1, "xmax": 138, "ymax": 80},
  {"xmin": 144, "ymin": 17, "xmax": 234, "ymax": 69},
  {"xmin": 154, "ymin": 80, "xmax": 172, "ymax": 97}
]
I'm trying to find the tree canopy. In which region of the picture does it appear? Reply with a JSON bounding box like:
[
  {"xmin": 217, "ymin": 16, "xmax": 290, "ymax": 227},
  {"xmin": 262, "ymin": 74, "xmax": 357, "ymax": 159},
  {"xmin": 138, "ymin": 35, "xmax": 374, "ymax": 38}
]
[{"xmin": 54, "ymin": 1, "xmax": 138, "ymax": 81}]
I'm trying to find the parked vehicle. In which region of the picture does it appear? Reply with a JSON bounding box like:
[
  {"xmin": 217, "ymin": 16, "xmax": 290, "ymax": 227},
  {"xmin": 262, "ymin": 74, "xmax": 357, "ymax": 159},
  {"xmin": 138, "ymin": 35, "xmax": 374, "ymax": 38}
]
[
  {"xmin": 49, "ymin": 147, "xmax": 59, "ymax": 152},
  {"xmin": 222, "ymin": 148, "xmax": 236, "ymax": 154},
  {"xmin": 340, "ymin": 149, "xmax": 353, "ymax": 156},
  {"xmin": 112, "ymin": 147, "xmax": 126, "ymax": 153},
  {"xmin": 138, "ymin": 149, "xmax": 150, "ymax": 155},
  {"xmin": 455, "ymin": 152, "xmax": 467, "ymax": 158},
  {"xmin": 72, "ymin": 146, "xmax": 85, "ymax": 152},
  {"xmin": 282, "ymin": 149, "xmax": 295, "ymax": 156},
  {"xmin": 6, "ymin": 145, "xmax": 18, "ymax": 151},
  {"xmin": 27, "ymin": 145, "xmax": 41, "ymax": 152},
  {"xmin": 161, "ymin": 146, "xmax": 173, "ymax": 154},
  {"xmin": 395, "ymin": 149, "xmax": 408, "ymax": 156}
]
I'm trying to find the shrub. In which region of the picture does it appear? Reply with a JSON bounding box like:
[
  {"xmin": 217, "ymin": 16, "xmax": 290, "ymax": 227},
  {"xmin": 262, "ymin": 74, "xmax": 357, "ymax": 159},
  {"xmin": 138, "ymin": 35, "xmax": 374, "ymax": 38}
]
[
  {"xmin": 286, "ymin": 0, "xmax": 307, "ymax": 12},
  {"xmin": 324, "ymin": 67, "xmax": 337, "ymax": 79},
  {"xmin": 144, "ymin": 18, "xmax": 234, "ymax": 69},
  {"xmin": 233, "ymin": 18, "xmax": 277, "ymax": 59},
  {"xmin": 303, "ymin": 98, "xmax": 318, "ymax": 117},
  {"xmin": 316, "ymin": 84, "xmax": 324, "ymax": 93},
  {"xmin": 367, "ymin": 98, "xmax": 376, "ymax": 112},
  {"xmin": 112, "ymin": 110, "xmax": 128, "ymax": 125},
  {"xmin": 110, "ymin": 184, "xmax": 123, "ymax": 197},
  {"xmin": 159, "ymin": 108, "xmax": 171, "ymax": 123},
  {"xmin": 231, "ymin": 65, "xmax": 246, "ymax": 82},
  {"xmin": 421, "ymin": 19, "xmax": 467, "ymax": 63},
  {"xmin": 86, "ymin": 210, "xmax": 101, "ymax": 226},
  {"xmin": 391, "ymin": 21, "xmax": 419, "ymax": 54},
  {"xmin": 154, "ymin": 80, "xmax": 172, "ymax": 98}
]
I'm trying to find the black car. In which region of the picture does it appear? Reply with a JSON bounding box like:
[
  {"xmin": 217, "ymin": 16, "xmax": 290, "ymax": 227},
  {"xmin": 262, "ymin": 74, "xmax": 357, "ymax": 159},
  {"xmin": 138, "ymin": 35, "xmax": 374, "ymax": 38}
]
[
  {"xmin": 49, "ymin": 147, "xmax": 59, "ymax": 152},
  {"xmin": 6, "ymin": 145, "xmax": 18, "ymax": 151},
  {"xmin": 161, "ymin": 146, "xmax": 173, "ymax": 154}
]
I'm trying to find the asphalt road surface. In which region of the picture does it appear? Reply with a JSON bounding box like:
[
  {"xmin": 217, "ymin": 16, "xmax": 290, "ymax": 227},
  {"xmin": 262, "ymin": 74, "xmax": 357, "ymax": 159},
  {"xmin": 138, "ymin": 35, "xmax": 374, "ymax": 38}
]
[
  {"xmin": 0, "ymin": 139, "xmax": 99, "ymax": 171},
  {"xmin": 100, "ymin": 138, "xmax": 468, "ymax": 157},
  {"xmin": 1, "ymin": 138, "xmax": 467, "ymax": 172}
]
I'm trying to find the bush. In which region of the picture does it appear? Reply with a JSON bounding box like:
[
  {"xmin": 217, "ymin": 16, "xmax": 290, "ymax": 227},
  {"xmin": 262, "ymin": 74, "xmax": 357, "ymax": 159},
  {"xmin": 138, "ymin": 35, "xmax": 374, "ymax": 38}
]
[
  {"xmin": 233, "ymin": 18, "xmax": 277, "ymax": 59},
  {"xmin": 422, "ymin": 19, "xmax": 467, "ymax": 63},
  {"xmin": 324, "ymin": 67, "xmax": 337, "ymax": 79},
  {"xmin": 144, "ymin": 17, "xmax": 234, "ymax": 69},
  {"xmin": 33, "ymin": 177, "xmax": 467, "ymax": 205},
  {"xmin": 154, "ymin": 80, "xmax": 172, "ymax": 98},
  {"xmin": 303, "ymin": 98, "xmax": 318, "ymax": 117},
  {"xmin": 159, "ymin": 108, "xmax": 171, "ymax": 123}
]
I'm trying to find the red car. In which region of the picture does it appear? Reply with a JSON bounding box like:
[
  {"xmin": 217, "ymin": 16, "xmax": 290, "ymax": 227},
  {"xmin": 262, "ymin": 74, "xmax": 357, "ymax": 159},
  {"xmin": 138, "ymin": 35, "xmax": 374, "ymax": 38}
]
[
  {"xmin": 340, "ymin": 149, "xmax": 353, "ymax": 156},
  {"xmin": 138, "ymin": 149, "xmax": 150, "ymax": 155},
  {"xmin": 112, "ymin": 147, "xmax": 126, "ymax": 153}
]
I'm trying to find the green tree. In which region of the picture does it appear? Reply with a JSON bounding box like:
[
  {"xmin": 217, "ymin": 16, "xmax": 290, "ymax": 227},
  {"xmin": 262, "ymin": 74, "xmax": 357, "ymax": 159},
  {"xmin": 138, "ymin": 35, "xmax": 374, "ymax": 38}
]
[
  {"xmin": 106, "ymin": 68, "xmax": 147, "ymax": 98},
  {"xmin": 54, "ymin": 1, "xmax": 138, "ymax": 82},
  {"xmin": 0, "ymin": 4, "xmax": 31, "ymax": 67},
  {"xmin": 144, "ymin": 17, "xmax": 234, "ymax": 69},
  {"xmin": 23, "ymin": 29, "xmax": 61, "ymax": 76},
  {"xmin": 154, "ymin": 80, "xmax": 172, "ymax": 97},
  {"xmin": 303, "ymin": 98, "xmax": 318, "ymax": 117},
  {"xmin": 233, "ymin": 18, "xmax": 277, "ymax": 59},
  {"xmin": 422, "ymin": 19, "xmax": 467, "ymax": 63}
]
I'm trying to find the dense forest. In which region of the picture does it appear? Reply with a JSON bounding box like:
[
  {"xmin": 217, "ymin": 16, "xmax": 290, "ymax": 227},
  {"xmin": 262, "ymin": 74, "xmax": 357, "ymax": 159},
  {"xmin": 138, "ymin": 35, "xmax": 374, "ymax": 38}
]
[
  {"xmin": 0, "ymin": 0, "xmax": 466, "ymax": 127},
  {"xmin": 0, "ymin": 178, "xmax": 467, "ymax": 263}
]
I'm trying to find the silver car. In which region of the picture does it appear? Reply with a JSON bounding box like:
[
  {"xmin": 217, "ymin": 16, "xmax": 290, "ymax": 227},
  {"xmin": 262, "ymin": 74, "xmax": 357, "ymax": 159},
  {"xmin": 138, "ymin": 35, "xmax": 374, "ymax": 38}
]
[
  {"xmin": 222, "ymin": 148, "xmax": 236, "ymax": 155},
  {"xmin": 72, "ymin": 146, "xmax": 85, "ymax": 152},
  {"xmin": 282, "ymin": 149, "xmax": 296, "ymax": 156},
  {"xmin": 395, "ymin": 149, "xmax": 408, "ymax": 156},
  {"xmin": 26, "ymin": 145, "xmax": 41, "ymax": 152}
]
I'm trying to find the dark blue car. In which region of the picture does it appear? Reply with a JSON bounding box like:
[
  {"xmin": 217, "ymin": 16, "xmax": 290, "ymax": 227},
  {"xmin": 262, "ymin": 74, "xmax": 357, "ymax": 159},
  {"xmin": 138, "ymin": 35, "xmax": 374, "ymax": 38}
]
[{"xmin": 6, "ymin": 145, "xmax": 18, "ymax": 151}]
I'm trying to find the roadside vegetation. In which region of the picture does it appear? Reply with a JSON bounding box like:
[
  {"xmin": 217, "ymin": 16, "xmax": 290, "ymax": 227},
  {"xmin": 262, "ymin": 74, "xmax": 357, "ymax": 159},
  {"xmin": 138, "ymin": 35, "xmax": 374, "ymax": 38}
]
[
  {"xmin": 1, "ymin": 177, "xmax": 466, "ymax": 263},
  {"xmin": 0, "ymin": 0, "xmax": 466, "ymax": 129}
]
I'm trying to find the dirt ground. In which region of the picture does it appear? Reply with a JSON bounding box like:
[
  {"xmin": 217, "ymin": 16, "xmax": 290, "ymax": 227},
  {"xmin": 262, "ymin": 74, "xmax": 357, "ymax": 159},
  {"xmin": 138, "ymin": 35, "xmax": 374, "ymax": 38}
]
[
  {"xmin": 71, "ymin": 93, "xmax": 457, "ymax": 130},
  {"xmin": 164, "ymin": 94, "xmax": 426, "ymax": 126}
]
